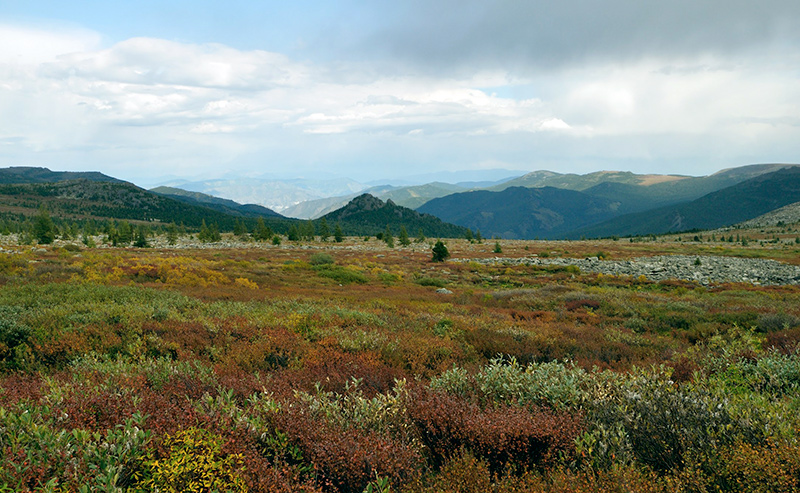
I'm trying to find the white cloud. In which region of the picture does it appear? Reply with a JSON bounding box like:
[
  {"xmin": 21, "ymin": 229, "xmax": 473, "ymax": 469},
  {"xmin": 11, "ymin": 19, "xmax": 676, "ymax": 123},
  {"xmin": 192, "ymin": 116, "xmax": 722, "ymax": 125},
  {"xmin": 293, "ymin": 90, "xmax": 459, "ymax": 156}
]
[
  {"xmin": 0, "ymin": 22, "xmax": 799, "ymax": 182},
  {"xmin": 0, "ymin": 23, "xmax": 101, "ymax": 64}
]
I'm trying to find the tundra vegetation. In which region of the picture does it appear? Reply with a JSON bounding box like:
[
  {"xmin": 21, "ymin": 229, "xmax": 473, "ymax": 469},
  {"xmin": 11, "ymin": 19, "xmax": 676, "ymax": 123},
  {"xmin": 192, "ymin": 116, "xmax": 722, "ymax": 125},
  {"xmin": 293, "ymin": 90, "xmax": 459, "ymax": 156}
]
[{"xmin": 1, "ymin": 227, "xmax": 800, "ymax": 492}]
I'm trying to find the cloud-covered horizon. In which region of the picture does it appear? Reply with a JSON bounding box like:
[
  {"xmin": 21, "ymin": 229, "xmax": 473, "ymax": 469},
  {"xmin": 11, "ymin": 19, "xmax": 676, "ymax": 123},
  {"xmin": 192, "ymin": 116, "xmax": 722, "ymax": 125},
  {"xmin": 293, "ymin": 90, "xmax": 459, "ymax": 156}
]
[{"xmin": 1, "ymin": 1, "xmax": 799, "ymax": 185}]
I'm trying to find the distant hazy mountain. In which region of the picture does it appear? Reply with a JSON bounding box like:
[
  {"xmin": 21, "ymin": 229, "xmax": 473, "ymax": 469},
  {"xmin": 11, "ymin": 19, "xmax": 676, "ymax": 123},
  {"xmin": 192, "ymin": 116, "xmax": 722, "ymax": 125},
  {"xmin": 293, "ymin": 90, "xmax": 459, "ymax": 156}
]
[
  {"xmin": 491, "ymin": 164, "xmax": 799, "ymax": 205},
  {"xmin": 417, "ymin": 186, "xmax": 621, "ymax": 239},
  {"xmin": 364, "ymin": 169, "xmax": 524, "ymax": 187},
  {"xmin": 158, "ymin": 177, "xmax": 369, "ymax": 213},
  {"xmin": 0, "ymin": 166, "xmax": 124, "ymax": 184},
  {"xmin": 283, "ymin": 182, "xmax": 468, "ymax": 219},
  {"xmin": 322, "ymin": 194, "xmax": 470, "ymax": 238},
  {"xmin": 150, "ymin": 186, "xmax": 284, "ymax": 218},
  {"xmin": 569, "ymin": 167, "xmax": 800, "ymax": 238}
]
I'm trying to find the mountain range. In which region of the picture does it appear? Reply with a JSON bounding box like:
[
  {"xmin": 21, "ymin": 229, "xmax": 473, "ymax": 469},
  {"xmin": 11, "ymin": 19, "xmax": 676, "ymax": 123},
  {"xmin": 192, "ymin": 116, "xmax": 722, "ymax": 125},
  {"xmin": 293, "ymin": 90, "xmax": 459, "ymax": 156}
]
[
  {"xmin": 417, "ymin": 163, "xmax": 800, "ymax": 239},
  {"xmin": 1, "ymin": 163, "xmax": 798, "ymax": 241}
]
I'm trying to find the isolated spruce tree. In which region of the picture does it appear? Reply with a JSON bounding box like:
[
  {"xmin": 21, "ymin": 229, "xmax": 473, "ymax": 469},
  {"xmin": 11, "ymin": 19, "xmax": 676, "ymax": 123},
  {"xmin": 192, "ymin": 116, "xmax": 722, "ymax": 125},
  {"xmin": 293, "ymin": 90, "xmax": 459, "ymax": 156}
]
[
  {"xmin": 399, "ymin": 225, "xmax": 411, "ymax": 246},
  {"xmin": 318, "ymin": 217, "xmax": 330, "ymax": 242},
  {"xmin": 334, "ymin": 222, "xmax": 344, "ymax": 243},
  {"xmin": 384, "ymin": 225, "xmax": 394, "ymax": 248},
  {"xmin": 431, "ymin": 240, "xmax": 449, "ymax": 262},
  {"xmin": 33, "ymin": 206, "xmax": 57, "ymax": 244},
  {"xmin": 416, "ymin": 228, "xmax": 426, "ymax": 243}
]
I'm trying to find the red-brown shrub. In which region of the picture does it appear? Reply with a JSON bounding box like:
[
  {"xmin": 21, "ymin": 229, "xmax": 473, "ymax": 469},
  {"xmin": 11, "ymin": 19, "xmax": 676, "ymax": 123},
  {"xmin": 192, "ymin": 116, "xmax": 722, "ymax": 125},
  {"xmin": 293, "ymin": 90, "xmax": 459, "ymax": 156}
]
[
  {"xmin": 765, "ymin": 327, "xmax": 800, "ymax": 355},
  {"xmin": 564, "ymin": 299, "xmax": 601, "ymax": 312},
  {"xmin": 274, "ymin": 404, "xmax": 424, "ymax": 493},
  {"xmin": 0, "ymin": 372, "xmax": 42, "ymax": 406},
  {"xmin": 407, "ymin": 387, "xmax": 582, "ymax": 474}
]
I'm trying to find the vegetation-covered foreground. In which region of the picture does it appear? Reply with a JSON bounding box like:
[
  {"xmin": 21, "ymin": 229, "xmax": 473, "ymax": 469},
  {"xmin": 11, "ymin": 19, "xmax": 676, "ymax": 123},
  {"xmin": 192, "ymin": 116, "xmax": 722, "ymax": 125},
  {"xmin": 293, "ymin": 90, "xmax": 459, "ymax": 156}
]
[{"xmin": 1, "ymin": 236, "xmax": 799, "ymax": 492}]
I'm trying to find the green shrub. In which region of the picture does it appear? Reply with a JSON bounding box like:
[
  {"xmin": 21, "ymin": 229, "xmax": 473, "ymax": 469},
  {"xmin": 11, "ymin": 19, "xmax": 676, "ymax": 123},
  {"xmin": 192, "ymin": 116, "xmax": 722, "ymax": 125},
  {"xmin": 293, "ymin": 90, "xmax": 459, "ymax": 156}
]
[
  {"xmin": 309, "ymin": 252, "xmax": 335, "ymax": 265},
  {"xmin": 416, "ymin": 277, "xmax": 447, "ymax": 288},
  {"xmin": 135, "ymin": 427, "xmax": 246, "ymax": 493},
  {"xmin": 315, "ymin": 265, "xmax": 368, "ymax": 284}
]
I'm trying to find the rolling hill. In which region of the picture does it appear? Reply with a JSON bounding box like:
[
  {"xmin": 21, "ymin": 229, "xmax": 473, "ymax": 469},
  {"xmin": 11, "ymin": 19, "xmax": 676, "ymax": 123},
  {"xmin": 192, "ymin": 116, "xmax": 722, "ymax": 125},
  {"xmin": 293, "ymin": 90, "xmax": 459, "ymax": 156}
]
[
  {"xmin": 0, "ymin": 166, "xmax": 124, "ymax": 184},
  {"xmin": 321, "ymin": 194, "xmax": 470, "ymax": 238},
  {"xmin": 150, "ymin": 186, "xmax": 284, "ymax": 218},
  {"xmin": 417, "ymin": 186, "xmax": 621, "ymax": 239},
  {"xmin": 569, "ymin": 167, "xmax": 800, "ymax": 238},
  {"xmin": 0, "ymin": 179, "xmax": 293, "ymax": 232},
  {"xmin": 283, "ymin": 182, "xmax": 468, "ymax": 219}
]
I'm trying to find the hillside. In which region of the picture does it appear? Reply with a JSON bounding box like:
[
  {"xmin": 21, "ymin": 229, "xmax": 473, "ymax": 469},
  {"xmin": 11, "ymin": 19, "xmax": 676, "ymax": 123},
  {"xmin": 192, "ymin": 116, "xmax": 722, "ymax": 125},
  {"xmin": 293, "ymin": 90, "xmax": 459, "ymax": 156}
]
[
  {"xmin": 417, "ymin": 186, "xmax": 620, "ymax": 239},
  {"xmin": 150, "ymin": 186, "xmax": 284, "ymax": 218},
  {"xmin": 283, "ymin": 182, "xmax": 467, "ymax": 219},
  {"xmin": 0, "ymin": 179, "xmax": 292, "ymax": 231},
  {"xmin": 490, "ymin": 164, "xmax": 799, "ymax": 207},
  {"xmin": 570, "ymin": 167, "xmax": 800, "ymax": 238},
  {"xmin": 322, "ymin": 194, "xmax": 470, "ymax": 238},
  {"xmin": 0, "ymin": 166, "xmax": 124, "ymax": 184}
]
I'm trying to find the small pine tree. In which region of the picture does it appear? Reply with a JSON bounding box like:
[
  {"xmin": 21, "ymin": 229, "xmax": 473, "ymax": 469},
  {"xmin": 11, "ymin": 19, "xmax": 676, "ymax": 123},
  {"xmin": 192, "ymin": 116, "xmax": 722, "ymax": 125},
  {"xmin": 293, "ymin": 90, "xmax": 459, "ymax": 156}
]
[
  {"xmin": 254, "ymin": 218, "xmax": 272, "ymax": 242},
  {"xmin": 198, "ymin": 220, "xmax": 213, "ymax": 243},
  {"xmin": 33, "ymin": 206, "xmax": 57, "ymax": 245},
  {"xmin": 475, "ymin": 229, "xmax": 483, "ymax": 243},
  {"xmin": 416, "ymin": 228, "xmax": 426, "ymax": 243},
  {"xmin": 399, "ymin": 225, "xmax": 410, "ymax": 246},
  {"xmin": 117, "ymin": 221, "xmax": 133, "ymax": 245},
  {"xmin": 334, "ymin": 222, "xmax": 344, "ymax": 243},
  {"xmin": 384, "ymin": 225, "xmax": 394, "ymax": 248},
  {"xmin": 431, "ymin": 240, "xmax": 449, "ymax": 262},
  {"xmin": 493, "ymin": 241, "xmax": 502, "ymax": 254},
  {"xmin": 166, "ymin": 223, "xmax": 179, "ymax": 245},
  {"xmin": 301, "ymin": 220, "xmax": 315, "ymax": 241},
  {"xmin": 318, "ymin": 217, "xmax": 330, "ymax": 242},
  {"xmin": 465, "ymin": 229, "xmax": 474, "ymax": 241},
  {"xmin": 233, "ymin": 219, "xmax": 245, "ymax": 237},
  {"xmin": 134, "ymin": 226, "xmax": 149, "ymax": 248},
  {"xmin": 287, "ymin": 224, "xmax": 300, "ymax": 241}
]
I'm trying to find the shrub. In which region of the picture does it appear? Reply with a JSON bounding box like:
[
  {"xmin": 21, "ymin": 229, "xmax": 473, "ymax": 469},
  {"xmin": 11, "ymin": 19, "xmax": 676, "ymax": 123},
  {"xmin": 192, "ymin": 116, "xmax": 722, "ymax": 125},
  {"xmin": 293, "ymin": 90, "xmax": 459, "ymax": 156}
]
[
  {"xmin": 274, "ymin": 404, "xmax": 423, "ymax": 493},
  {"xmin": 314, "ymin": 265, "xmax": 368, "ymax": 284},
  {"xmin": 757, "ymin": 312, "xmax": 800, "ymax": 333},
  {"xmin": 135, "ymin": 427, "xmax": 247, "ymax": 493},
  {"xmin": 407, "ymin": 386, "xmax": 582, "ymax": 473},
  {"xmin": 587, "ymin": 370, "xmax": 753, "ymax": 473},
  {"xmin": 309, "ymin": 252, "xmax": 335, "ymax": 266},
  {"xmin": 416, "ymin": 277, "xmax": 447, "ymax": 288}
]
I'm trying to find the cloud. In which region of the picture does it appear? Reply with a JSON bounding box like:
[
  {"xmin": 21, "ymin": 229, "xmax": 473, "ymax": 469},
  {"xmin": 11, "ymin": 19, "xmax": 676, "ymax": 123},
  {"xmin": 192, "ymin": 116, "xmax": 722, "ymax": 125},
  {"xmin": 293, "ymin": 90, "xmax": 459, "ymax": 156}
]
[
  {"xmin": 0, "ymin": 13, "xmax": 799, "ymax": 183},
  {"xmin": 0, "ymin": 23, "xmax": 101, "ymax": 64},
  {"xmin": 354, "ymin": 0, "xmax": 800, "ymax": 74}
]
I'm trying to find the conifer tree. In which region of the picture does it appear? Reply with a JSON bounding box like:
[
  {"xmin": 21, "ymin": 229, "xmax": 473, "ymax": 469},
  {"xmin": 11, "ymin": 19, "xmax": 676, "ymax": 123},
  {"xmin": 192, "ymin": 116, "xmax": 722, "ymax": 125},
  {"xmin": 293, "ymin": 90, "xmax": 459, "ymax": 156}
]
[
  {"xmin": 33, "ymin": 206, "xmax": 57, "ymax": 244},
  {"xmin": 432, "ymin": 240, "xmax": 449, "ymax": 262},
  {"xmin": 399, "ymin": 225, "xmax": 410, "ymax": 246},
  {"xmin": 384, "ymin": 225, "xmax": 394, "ymax": 248},
  {"xmin": 334, "ymin": 222, "xmax": 344, "ymax": 243},
  {"xmin": 318, "ymin": 217, "xmax": 330, "ymax": 241}
]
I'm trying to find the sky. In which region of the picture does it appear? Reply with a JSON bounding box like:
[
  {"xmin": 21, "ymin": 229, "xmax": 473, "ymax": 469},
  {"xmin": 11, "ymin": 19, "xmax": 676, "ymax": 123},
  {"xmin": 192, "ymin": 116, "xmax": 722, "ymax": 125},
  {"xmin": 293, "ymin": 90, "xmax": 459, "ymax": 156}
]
[{"xmin": 1, "ymin": 0, "xmax": 799, "ymax": 186}]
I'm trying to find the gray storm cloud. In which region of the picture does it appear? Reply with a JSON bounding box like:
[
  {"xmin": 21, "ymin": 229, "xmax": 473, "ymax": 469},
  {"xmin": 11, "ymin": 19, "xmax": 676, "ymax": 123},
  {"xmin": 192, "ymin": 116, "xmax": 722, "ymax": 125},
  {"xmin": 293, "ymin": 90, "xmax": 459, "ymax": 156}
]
[{"xmin": 348, "ymin": 0, "xmax": 800, "ymax": 73}]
